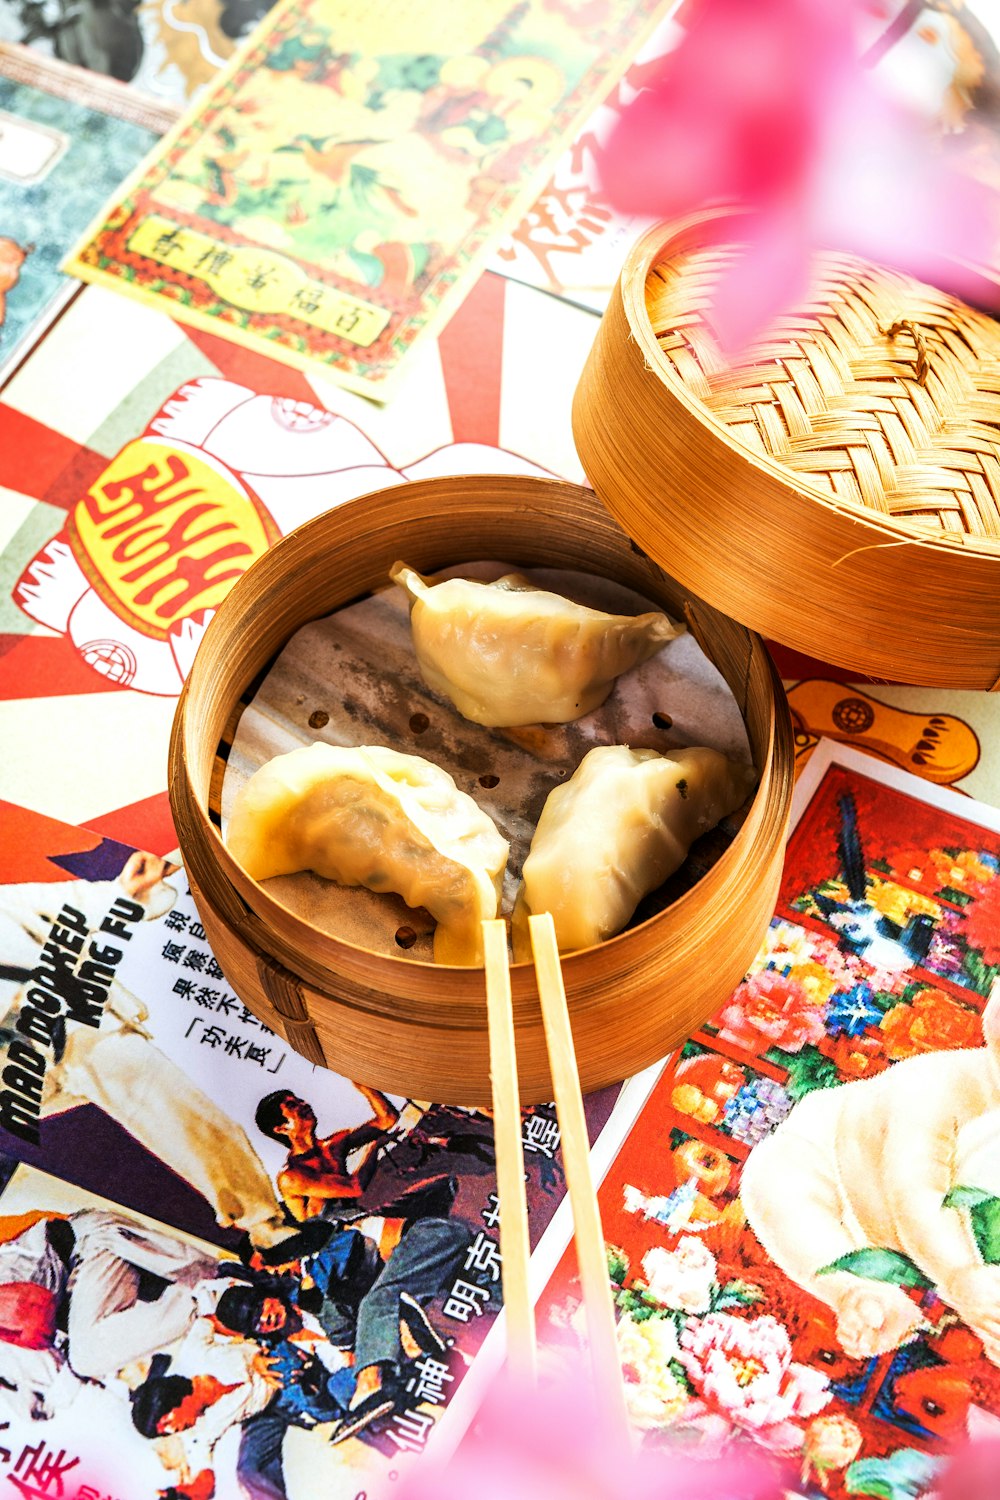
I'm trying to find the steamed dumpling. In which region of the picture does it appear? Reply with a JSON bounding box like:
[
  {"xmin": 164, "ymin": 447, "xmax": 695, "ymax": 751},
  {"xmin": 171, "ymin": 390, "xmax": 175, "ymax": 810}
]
[
  {"xmin": 226, "ymin": 743, "xmax": 509, "ymax": 966},
  {"xmin": 512, "ymin": 745, "xmax": 755, "ymax": 958},
  {"xmin": 390, "ymin": 562, "xmax": 682, "ymax": 727}
]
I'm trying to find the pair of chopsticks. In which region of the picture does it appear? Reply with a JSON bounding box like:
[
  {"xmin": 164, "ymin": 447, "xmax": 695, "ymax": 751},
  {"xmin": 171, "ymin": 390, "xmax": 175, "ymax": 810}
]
[{"xmin": 482, "ymin": 913, "xmax": 629, "ymax": 1432}]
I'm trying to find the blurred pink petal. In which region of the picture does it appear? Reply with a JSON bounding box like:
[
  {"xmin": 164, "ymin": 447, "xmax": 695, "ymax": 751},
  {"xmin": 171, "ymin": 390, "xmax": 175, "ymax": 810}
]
[
  {"xmin": 396, "ymin": 1370, "xmax": 788, "ymax": 1500},
  {"xmin": 601, "ymin": 0, "xmax": 849, "ymax": 219},
  {"xmin": 937, "ymin": 1436, "xmax": 1000, "ymax": 1500},
  {"xmin": 600, "ymin": 0, "xmax": 996, "ymax": 353},
  {"xmin": 706, "ymin": 209, "xmax": 812, "ymax": 363},
  {"xmin": 809, "ymin": 84, "xmax": 993, "ymax": 294}
]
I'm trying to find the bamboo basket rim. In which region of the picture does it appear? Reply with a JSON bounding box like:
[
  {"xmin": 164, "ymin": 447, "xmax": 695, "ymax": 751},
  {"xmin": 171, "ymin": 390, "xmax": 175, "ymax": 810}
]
[
  {"xmin": 172, "ymin": 473, "xmax": 788, "ymax": 996},
  {"xmin": 623, "ymin": 205, "xmax": 1000, "ymax": 562}
]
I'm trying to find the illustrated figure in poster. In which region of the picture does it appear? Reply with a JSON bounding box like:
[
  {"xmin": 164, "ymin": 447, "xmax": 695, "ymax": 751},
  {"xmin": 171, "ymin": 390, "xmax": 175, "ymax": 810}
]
[
  {"xmin": 127, "ymin": 1211, "xmax": 470, "ymax": 1494},
  {"xmin": 742, "ymin": 787, "xmax": 1000, "ymax": 1361},
  {"xmin": 0, "ymin": 1213, "xmax": 81, "ymax": 1421},
  {"xmin": 741, "ymin": 978, "xmax": 1000, "ymax": 1363},
  {"xmin": 0, "ymin": 1207, "xmax": 220, "ymax": 1394},
  {"xmin": 860, "ymin": 0, "xmax": 1000, "ymax": 133},
  {"xmin": 0, "ymin": 851, "xmax": 290, "ymax": 1249},
  {"xmin": 4, "ymin": 0, "xmax": 142, "ymax": 80},
  {"xmin": 254, "ymin": 1085, "xmax": 460, "ymax": 1226},
  {"xmin": 0, "ymin": 1170, "xmax": 477, "ymax": 1498},
  {"xmin": 810, "ymin": 793, "xmax": 938, "ymax": 973},
  {"xmin": 15, "ymin": 375, "xmax": 549, "ymax": 697}
]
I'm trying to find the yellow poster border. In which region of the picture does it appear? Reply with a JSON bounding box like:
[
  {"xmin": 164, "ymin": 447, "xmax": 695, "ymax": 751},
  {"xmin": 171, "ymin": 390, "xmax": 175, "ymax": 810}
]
[{"xmin": 63, "ymin": 0, "xmax": 682, "ymax": 403}]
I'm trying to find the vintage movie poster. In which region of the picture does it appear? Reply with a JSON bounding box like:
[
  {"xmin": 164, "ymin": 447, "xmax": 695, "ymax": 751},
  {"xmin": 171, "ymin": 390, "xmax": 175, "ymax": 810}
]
[
  {"xmin": 533, "ymin": 742, "xmax": 1000, "ymax": 1495},
  {"xmin": 0, "ymin": 800, "xmax": 621, "ymax": 1496},
  {"xmin": 0, "ymin": 44, "xmax": 173, "ymax": 385},
  {"xmin": 0, "ymin": 1162, "xmax": 508, "ymax": 1500},
  {"xmin": 65, "ymin": 0, "xmax": 673, "ymax": 396}
]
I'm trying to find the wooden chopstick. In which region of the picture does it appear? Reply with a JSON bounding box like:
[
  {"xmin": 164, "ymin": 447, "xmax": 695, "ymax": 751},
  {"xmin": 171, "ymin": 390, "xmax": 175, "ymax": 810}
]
[
  {"xmin": 482, "ymin": 917, "xmax": 537, "ymax": 1382},
  {"xmin": 528, "ymin": 912, "xmax": 630, "ymax": 1435},
  {"xmin": 483, "ymin": 915, "xmax": 630, "ymax": 1429}
]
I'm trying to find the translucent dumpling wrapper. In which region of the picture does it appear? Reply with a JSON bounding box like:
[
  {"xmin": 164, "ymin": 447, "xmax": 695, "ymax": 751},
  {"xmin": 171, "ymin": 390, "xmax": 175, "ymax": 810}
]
[
  {"xmin": 226, "ymin": 743, "xmax": 509, "ymax": 966},
  {"xmin": 390, "ymin": 562, "xmax": 683, "ymax": 727},
  {"xmin": 512, "ymin": 745, "xmax": 756, "ymax": 958}
]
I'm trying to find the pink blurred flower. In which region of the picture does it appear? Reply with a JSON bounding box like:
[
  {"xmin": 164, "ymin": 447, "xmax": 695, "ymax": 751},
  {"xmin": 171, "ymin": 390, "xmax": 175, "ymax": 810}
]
[
  {"xmin": 937, "ymin": 1436, "xmax": 1000, "ymax": 1500},
  {"xmin": 599, "ymin": 0, "xmax": 993, "ymax": 351},
  {"xmin": 396, "ymin": 1370, "xmax": 789, "ymax": 1500},
  {"xmin": 717, "ymin": 970, "xmax": 827, "ymax": 1053},
  {"xmin": 679, "ymin": 1312, "xmax": 831, "ymax": 1454}
]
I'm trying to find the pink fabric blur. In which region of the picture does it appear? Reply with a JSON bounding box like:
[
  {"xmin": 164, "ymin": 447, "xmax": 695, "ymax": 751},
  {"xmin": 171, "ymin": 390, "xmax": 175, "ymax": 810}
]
[
  {"xmin": 937, "ymin": 1437, "xmax": 1000, "ymax": 1499},
  {"xmin": 395, "ymin": 1372, "xmax": 789, "ymax": 1500},
  {"xmin": 599, "ymin": 0, "xmax": 994, "ymax": 352}
]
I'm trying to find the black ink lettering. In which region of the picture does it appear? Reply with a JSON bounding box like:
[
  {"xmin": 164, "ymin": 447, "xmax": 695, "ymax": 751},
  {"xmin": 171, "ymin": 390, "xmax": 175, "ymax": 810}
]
[
  {"xmin": 16, "ymin": 1007, "xmax": 59, "ymax": 1049},
  {"xmin": 39, "ymin": 941, "xmax": 76, "ymax": 978},
  {"xmin": 101, "ymin": 916, "xmax": 132, "ymax": 941},
  {"xmin": 79, "ymin": 960, "xmax": 114, "ymax": 988},
  {"xmin": 63, "ymin": 985, "xmax": 106, "ymax": 1029},
  {"xmin": 109, "ymin": 897, "xmax": 144, "ymax": 924},
  {"xmin": 50, "ymin": 925, "xmax": 84, "ymax": 956},
  {"xmin": 7, "ymin": 1039, "xmax": 44, "ymax": 1076},
  {"xmin": 3, "ymin": 1038, "xmax": 45, "ymax": 1105},
  {"xmin": 87, "ymin": 941, "xmax": 122, "ymax": 967},
  {"xmin": 3, "ymin": 1064, "xmax": 43, "ymax": 1101},
  {"xmin": 0, "ymin": 1089, "xmax": 39, "ymax": 1144},
  {"xmin": 31, "ymin": 968, "xmax": 65, "ymax": 998},
  {"xmin": 24, "ymin": 986, "xmax": 61, "ymax": 1015}
]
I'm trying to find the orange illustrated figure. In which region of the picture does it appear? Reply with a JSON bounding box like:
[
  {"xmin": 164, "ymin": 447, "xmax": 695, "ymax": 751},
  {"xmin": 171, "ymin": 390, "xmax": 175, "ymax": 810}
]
[{"xmin": 787, "ymin": 680, "xmax": 980, "ymax": 787}]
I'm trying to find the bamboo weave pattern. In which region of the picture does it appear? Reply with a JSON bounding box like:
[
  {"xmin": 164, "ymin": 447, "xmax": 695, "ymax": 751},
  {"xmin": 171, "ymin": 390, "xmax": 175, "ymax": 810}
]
[{"xmin": 646, "ymin": 247, "xmax": 1000, "ymax": 542}]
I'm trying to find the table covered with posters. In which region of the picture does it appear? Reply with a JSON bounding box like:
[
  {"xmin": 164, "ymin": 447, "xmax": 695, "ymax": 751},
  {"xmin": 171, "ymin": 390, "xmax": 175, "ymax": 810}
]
[{"xmin": 1, "ymin": 4, "xmax": 1000, "ymax": 1499}]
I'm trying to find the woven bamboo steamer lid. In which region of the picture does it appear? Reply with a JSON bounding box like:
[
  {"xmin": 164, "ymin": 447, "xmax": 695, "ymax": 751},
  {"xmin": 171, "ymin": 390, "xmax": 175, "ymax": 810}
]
[
  {"xmin": 573, "ymin": 206, "xmax": 1000, "ymax": 689},
  {"xmin": 168, "ymin": 474, "xmax": 793, "ymax": 1105}
]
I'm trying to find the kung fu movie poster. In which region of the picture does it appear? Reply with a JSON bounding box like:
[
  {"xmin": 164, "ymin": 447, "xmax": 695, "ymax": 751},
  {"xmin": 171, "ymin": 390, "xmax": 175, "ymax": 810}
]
[
  {"xmin": 0, "ymin": 800, "xmax": 619, "ymax": 1498},
  {"xmin": 533, "ymin": 743, "xmax": 1000, "ymax": 1498}
]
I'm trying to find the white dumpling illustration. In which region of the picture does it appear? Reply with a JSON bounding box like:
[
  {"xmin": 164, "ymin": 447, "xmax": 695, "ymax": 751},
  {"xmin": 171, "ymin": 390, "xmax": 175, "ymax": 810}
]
[
  {"xmin": 390, "ymin": 561, "xmax": 682, "ymax": 727},
  {"xmin": 512, "ymin": 745, "xmax": 755, "ymax": 958},
  {"xmin": 226, "ymin": 743, "xmax": 509, "ymax": 966}
]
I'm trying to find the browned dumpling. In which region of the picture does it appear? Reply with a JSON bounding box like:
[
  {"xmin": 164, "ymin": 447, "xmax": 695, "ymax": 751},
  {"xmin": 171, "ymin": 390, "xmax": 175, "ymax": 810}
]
[
  {"xmin": 512, "ymin": 745, "xmax": 755, "ymax": 957},
  {"xmin": 390, "ymin": 562, "xmax": 681, "ymax": 727},
  {"xmin": 227, "ymin": 743, "xmax": 508, "ymax": 966}
]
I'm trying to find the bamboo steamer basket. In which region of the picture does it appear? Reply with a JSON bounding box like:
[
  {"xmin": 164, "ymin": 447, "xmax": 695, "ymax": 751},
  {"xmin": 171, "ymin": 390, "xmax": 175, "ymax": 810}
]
[
  {"xmin": 573, "ymin": 207, "xmax": 1000, "ymax": 689},
  {"xmin": 168, "ymin": 475, "xmax": 793, "ymax": 1104}
]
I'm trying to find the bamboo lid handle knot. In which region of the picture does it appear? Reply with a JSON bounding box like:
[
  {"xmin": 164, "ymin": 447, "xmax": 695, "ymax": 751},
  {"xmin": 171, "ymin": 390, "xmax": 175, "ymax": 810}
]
[{"xmin": 879, "ymin": 317, "xmax": 931, "ymax": 386}]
